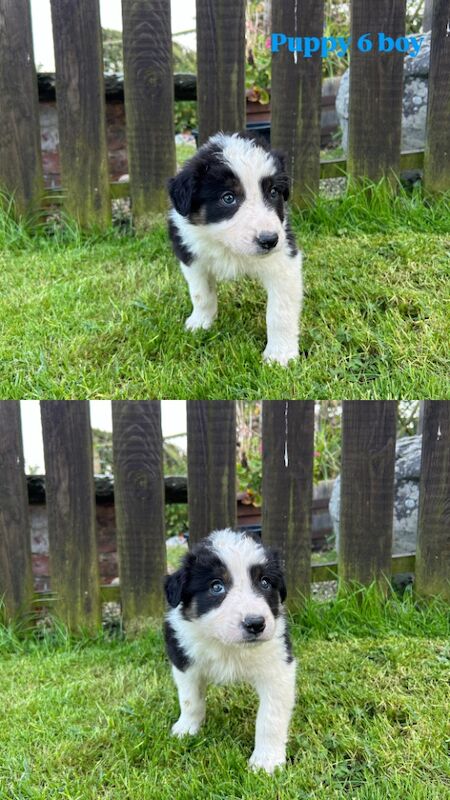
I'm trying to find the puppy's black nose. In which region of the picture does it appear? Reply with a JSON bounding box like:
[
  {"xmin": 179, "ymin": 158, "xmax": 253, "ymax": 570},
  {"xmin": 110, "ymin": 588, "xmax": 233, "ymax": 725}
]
[
  {"xmin": 256, "ymin": 232, "xmax": 279, "ymax": 251},
  {"xmin": 242, "ymin": 615, "xmax": 266, "ymax": 635}
]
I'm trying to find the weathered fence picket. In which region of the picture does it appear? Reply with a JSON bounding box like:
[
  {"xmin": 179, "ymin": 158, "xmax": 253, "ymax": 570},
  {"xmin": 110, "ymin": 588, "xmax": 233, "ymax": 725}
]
[
  {"xmin": 347, "ymin": 0, "xmax": 406, "ymax": 184},
  {"xmin": 40, "ymin": 401, "xmax": 101, "ymax": 631},
  {"xmin": 339, "ymin": 401, "xmax": 398, "ymax": 590},
  {"xmin": 0, "ymin": 0, "xmax": 43, "ymax": 216},
  {"xmin": 122, "ymin": 0, "xmax": 176, "ymax": 225},
  {"xmin": 262, "ymin": 401, "xmax": 315, "ymax": 608},
  {"xmin": 423, "ymin": 0, "xmax": 450, "ymax": 194},
  {"xmin": 49, "ymin": 0, "xmax": 111, "ymax": 228},
  {"xmin": 196, "ymin": 0, "xmax": 246, "ymax": 144},
  {"xmin": 0, "ymin": 401, "xmax": 33, "ymax": 621},
  {"xmin": 271, "ymin": 0, "xmax": 325, "ymax": 204},
  {"xmin": 112, "ymin": 401, "xmax": 166, "ymax": 622},
  {"xmin": 187, "ymin": 401, "xmax": 237, "ymax": 544},
  {"xmin": 415, "ymin": 401, "xmax": 450, "ymax": 601}
]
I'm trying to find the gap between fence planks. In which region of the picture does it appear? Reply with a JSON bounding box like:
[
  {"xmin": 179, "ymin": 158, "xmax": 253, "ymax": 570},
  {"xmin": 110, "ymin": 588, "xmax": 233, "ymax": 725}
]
[
  {"xmin": 112, "ymin": 401, "xmax": 166, "ymax": 623},
  {"xmin": 0, "ymin": 0, "xmax": 43, "ymax": 216},
  {"xmin": 40, "ymin": 401, "xmax": 101, "ymax": 632},
  {"xmin": 50, "ymin": 0, "xmax": 110, "ymax": 228},
  {"xmin": 187, "ymin": 401, "xmax": 237, "ymax": 544}
]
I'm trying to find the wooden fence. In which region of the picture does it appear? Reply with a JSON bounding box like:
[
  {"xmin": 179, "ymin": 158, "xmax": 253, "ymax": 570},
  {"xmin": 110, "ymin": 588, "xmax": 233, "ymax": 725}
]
[
  {"xmin": 1, "ymin": 0, "xmax": 449, "ymax": 225},
  {"xmin": 0, "ymin": 400, "xmax": 449, "ymax": 631}
]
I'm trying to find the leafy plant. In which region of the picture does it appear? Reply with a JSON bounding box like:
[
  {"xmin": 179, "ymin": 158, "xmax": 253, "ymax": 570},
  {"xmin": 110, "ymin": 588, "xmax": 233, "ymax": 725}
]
[
  {"xmin": 174, "ymin": 101, "xmax": 197, "ymax": 134},
  {"xmin": 165, "ymin": 503, "xmax": 189, "ymax": 539},
  {"xmin": 246, "ymin": 2, "xmax": 271, "ymax": 102}
]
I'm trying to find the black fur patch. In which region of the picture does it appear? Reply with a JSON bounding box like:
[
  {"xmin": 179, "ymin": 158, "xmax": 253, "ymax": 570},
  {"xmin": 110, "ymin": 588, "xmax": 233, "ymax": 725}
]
[
  {"xmin": 168, "ymin": 140, "xmax": 244, "ymax": 225},
  {"xmin": 249, "ymin": 549, "xmax": 287, "ymax": 618},
  {"xmin": 283, "ymin": 627, "xmax": 294, "ymax": 664},
  {"xmin": 168, "ymin": 217, "xmax": 194, "ymax": 266},
  {"xmin": 164, "ymin": 542, "xmax": 231, "ymax": 618},
  {"xmin": 261, "ymin": 174, "xmax": 289, "ymax": 223},
  {"xmin": 284, "ymin": 216, "xmax": 299, "ymax": 257},
  {"xmin": 164, "ymin": 620, "xmax": 191, "ymax": 671}
]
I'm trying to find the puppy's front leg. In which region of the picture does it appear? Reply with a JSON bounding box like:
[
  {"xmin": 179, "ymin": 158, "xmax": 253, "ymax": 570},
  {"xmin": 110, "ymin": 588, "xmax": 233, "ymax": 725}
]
[
  {"xmin": 249, "ymin": 660, "xmax": 296, "ymax": 774},
  {"xmin": 181, "ymin": 261, "xmax": 217, "ymax": 331},
  {"xmin": 260, "ymin": 254, "xmax": 303, "ymax": 366},
  {"xmin": 171, "ymin": 665, "xmax": 206, "ymax": 737}
]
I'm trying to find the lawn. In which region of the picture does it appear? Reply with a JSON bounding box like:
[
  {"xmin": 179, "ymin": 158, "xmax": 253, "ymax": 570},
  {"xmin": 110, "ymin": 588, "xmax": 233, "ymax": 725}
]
[
  {"xmin": 0, "ymin": 184, "xmax": 449, "ymax": 399},
  {"xmin": 1, "ymin": 589, "xmax": 449, "ymax": 799}
]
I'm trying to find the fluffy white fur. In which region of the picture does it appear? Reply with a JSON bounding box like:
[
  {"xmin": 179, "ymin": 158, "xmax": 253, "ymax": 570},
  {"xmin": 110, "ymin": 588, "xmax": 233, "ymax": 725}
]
[
  {"xmin": 166, "ymin": 529, "xmax": 297, "ymax": 774},
  {"xmin": 170, "ymin": 133, "xmax": 303, "ymax": 366}
]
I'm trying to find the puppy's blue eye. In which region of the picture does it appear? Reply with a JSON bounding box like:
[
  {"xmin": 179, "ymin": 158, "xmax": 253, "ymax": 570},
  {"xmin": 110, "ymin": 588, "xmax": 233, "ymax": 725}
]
[
  {"xmin": 210, "ymin": 580, "xmax": 225, "ymax": 594},
  {"xmin": 270, "ymin": 187, "xmax": 279, "ymax": 199},
  {"xmin": 260, "ymin": 576, "xmax": 271, "ymax": 590},
  {"xmin": 221, "ymin": 192, "xmax": 236, "ymax": 205}
]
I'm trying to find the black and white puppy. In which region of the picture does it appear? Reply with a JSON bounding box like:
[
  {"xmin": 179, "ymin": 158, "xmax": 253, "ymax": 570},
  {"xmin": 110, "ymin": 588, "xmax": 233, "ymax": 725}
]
[
  {"xmin": 168, "ymin": 132, "xmax": 303, "ymax": 366},
  {"xmin": 164, "ymin": 529, "xmax": 296, "ymax": 774}
]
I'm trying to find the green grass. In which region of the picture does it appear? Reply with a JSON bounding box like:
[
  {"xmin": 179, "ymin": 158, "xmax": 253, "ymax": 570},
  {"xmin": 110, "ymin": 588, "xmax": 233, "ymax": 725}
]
[
  {"xmin": 0, "ymin": 183, "xmax": 449, "ymax": 399},
  {"xmin": 1, "ymin": 588, "xmax": 449, "ymax": 799}
]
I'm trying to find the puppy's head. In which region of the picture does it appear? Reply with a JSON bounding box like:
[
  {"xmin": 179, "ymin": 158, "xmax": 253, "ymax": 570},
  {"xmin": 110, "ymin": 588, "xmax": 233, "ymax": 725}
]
[
  {"xmin": 168, "ymin": 132, "xmax": 290, "ymax": 258},
  {"xmin": 164, "ymin": 529, "xmax": 287, "ymax": 645}
]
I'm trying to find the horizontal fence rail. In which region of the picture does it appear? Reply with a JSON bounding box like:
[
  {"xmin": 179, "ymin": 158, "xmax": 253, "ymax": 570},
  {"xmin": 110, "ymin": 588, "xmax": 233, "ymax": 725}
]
[
  {"xmin": 0, "ymin": 401, "xmax": 449, "ymax": 629},
  {"xmin": 0, "ymin": 0, "xmax": 449, "ymax": 225}
]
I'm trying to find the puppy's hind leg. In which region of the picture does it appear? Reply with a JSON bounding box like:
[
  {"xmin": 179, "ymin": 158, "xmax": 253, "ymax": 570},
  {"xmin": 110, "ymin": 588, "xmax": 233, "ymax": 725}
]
[
  {"xmin": 171, "ymin": 665, "xmax": 207, "ymax": 737},
  {"xmin": 181, "ymin": 261, "xmax": 217, "ymax": 331}
]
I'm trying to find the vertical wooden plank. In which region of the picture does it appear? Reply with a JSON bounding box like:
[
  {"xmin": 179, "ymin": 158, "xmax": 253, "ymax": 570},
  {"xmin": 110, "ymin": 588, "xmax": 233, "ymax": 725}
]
[
  {"xmin": 112, "ymin": 401, "xmax": 166, "ymax": 625},
  {"xmin": 0, "ymin": 0, "xmax": 43, "ymax": 216},
  {"xmin": 262, "ymin": 401, "xmax": 314, "ymax": 608},
  {"xmin": 348, "ymin": 0, "xmax": 406, "ymax": 183},
  {"xmin": 339, "ymin": 401, "xmax": 397, "ymax": 590},
  {"xmin": 186, "ymin": 401, "xmax": 236, "ymax": 544},
  {"xmin": 415, "ymin": 401, "xmax": 450, "ymax": 601},
  {"xmin": 424, "ymin": 0, "xmax": 450, "ymax": 193},
  {"xmin": 196, "ymin": 0, "xmax": 246, "ymax": 144},
  {"xmin": 0, "ymin": 402, "xmax": 33, "ymax": 622},
  {"xmin": 40, "ymin": 401, "xmax": 101, "ymax": 632},
  {"xmin": 271, "ymin": 0, "xmax": 325, "ymax": 205},
  {"xmin": 50, "ymin": 0, "xmax": 111, "ymax": 228},
  {"xmin": 122, "ymin": 0, "xmax": 176, "ymax": 227}
]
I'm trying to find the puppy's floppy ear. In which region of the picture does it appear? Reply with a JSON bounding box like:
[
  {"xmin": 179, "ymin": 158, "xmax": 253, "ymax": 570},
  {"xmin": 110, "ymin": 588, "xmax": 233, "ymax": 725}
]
[
  {"xmin": 272, "ymin": 149, "xmax": 286, "ymax": 172},
  {"xmin": 168, "ymin": 163, "xmax": 196, "ymax": 216},
  {"xmin": 164, "ymin": 568, "xmax": 186, "ymax": 608},
  {"xmin": 279, "ymin": 572, "xmax": 287, "ymax": 603},
  {"xmin": 267, "ymin": 548, "xmax": 287, "ymax": 603},
  {"xmin": 271, "ymin": 149, "xmax": 290, "ymax": 201}
]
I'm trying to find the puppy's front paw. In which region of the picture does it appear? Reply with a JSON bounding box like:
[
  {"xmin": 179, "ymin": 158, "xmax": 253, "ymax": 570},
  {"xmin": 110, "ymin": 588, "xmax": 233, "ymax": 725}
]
[
  {"xmin": 185, "ymin": 310, "xmax": 216, "ymax": 331},
  {"xmin": 263, "ymin": 345, "xmax": 298, "ymax": 367},
  {"xmin": 171, "ymin": 716, "xmax": 203, "ymax": 737},
  {"xmin": 249, "ymin": 748, "xmax": 286, "ymax": 774}
]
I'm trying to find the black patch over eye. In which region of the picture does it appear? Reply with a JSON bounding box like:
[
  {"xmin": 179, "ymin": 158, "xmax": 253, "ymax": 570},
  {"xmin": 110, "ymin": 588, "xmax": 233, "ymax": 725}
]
[{"xmin": 221, "ymin": 191, "xmax": 236, "ymax": 205}]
